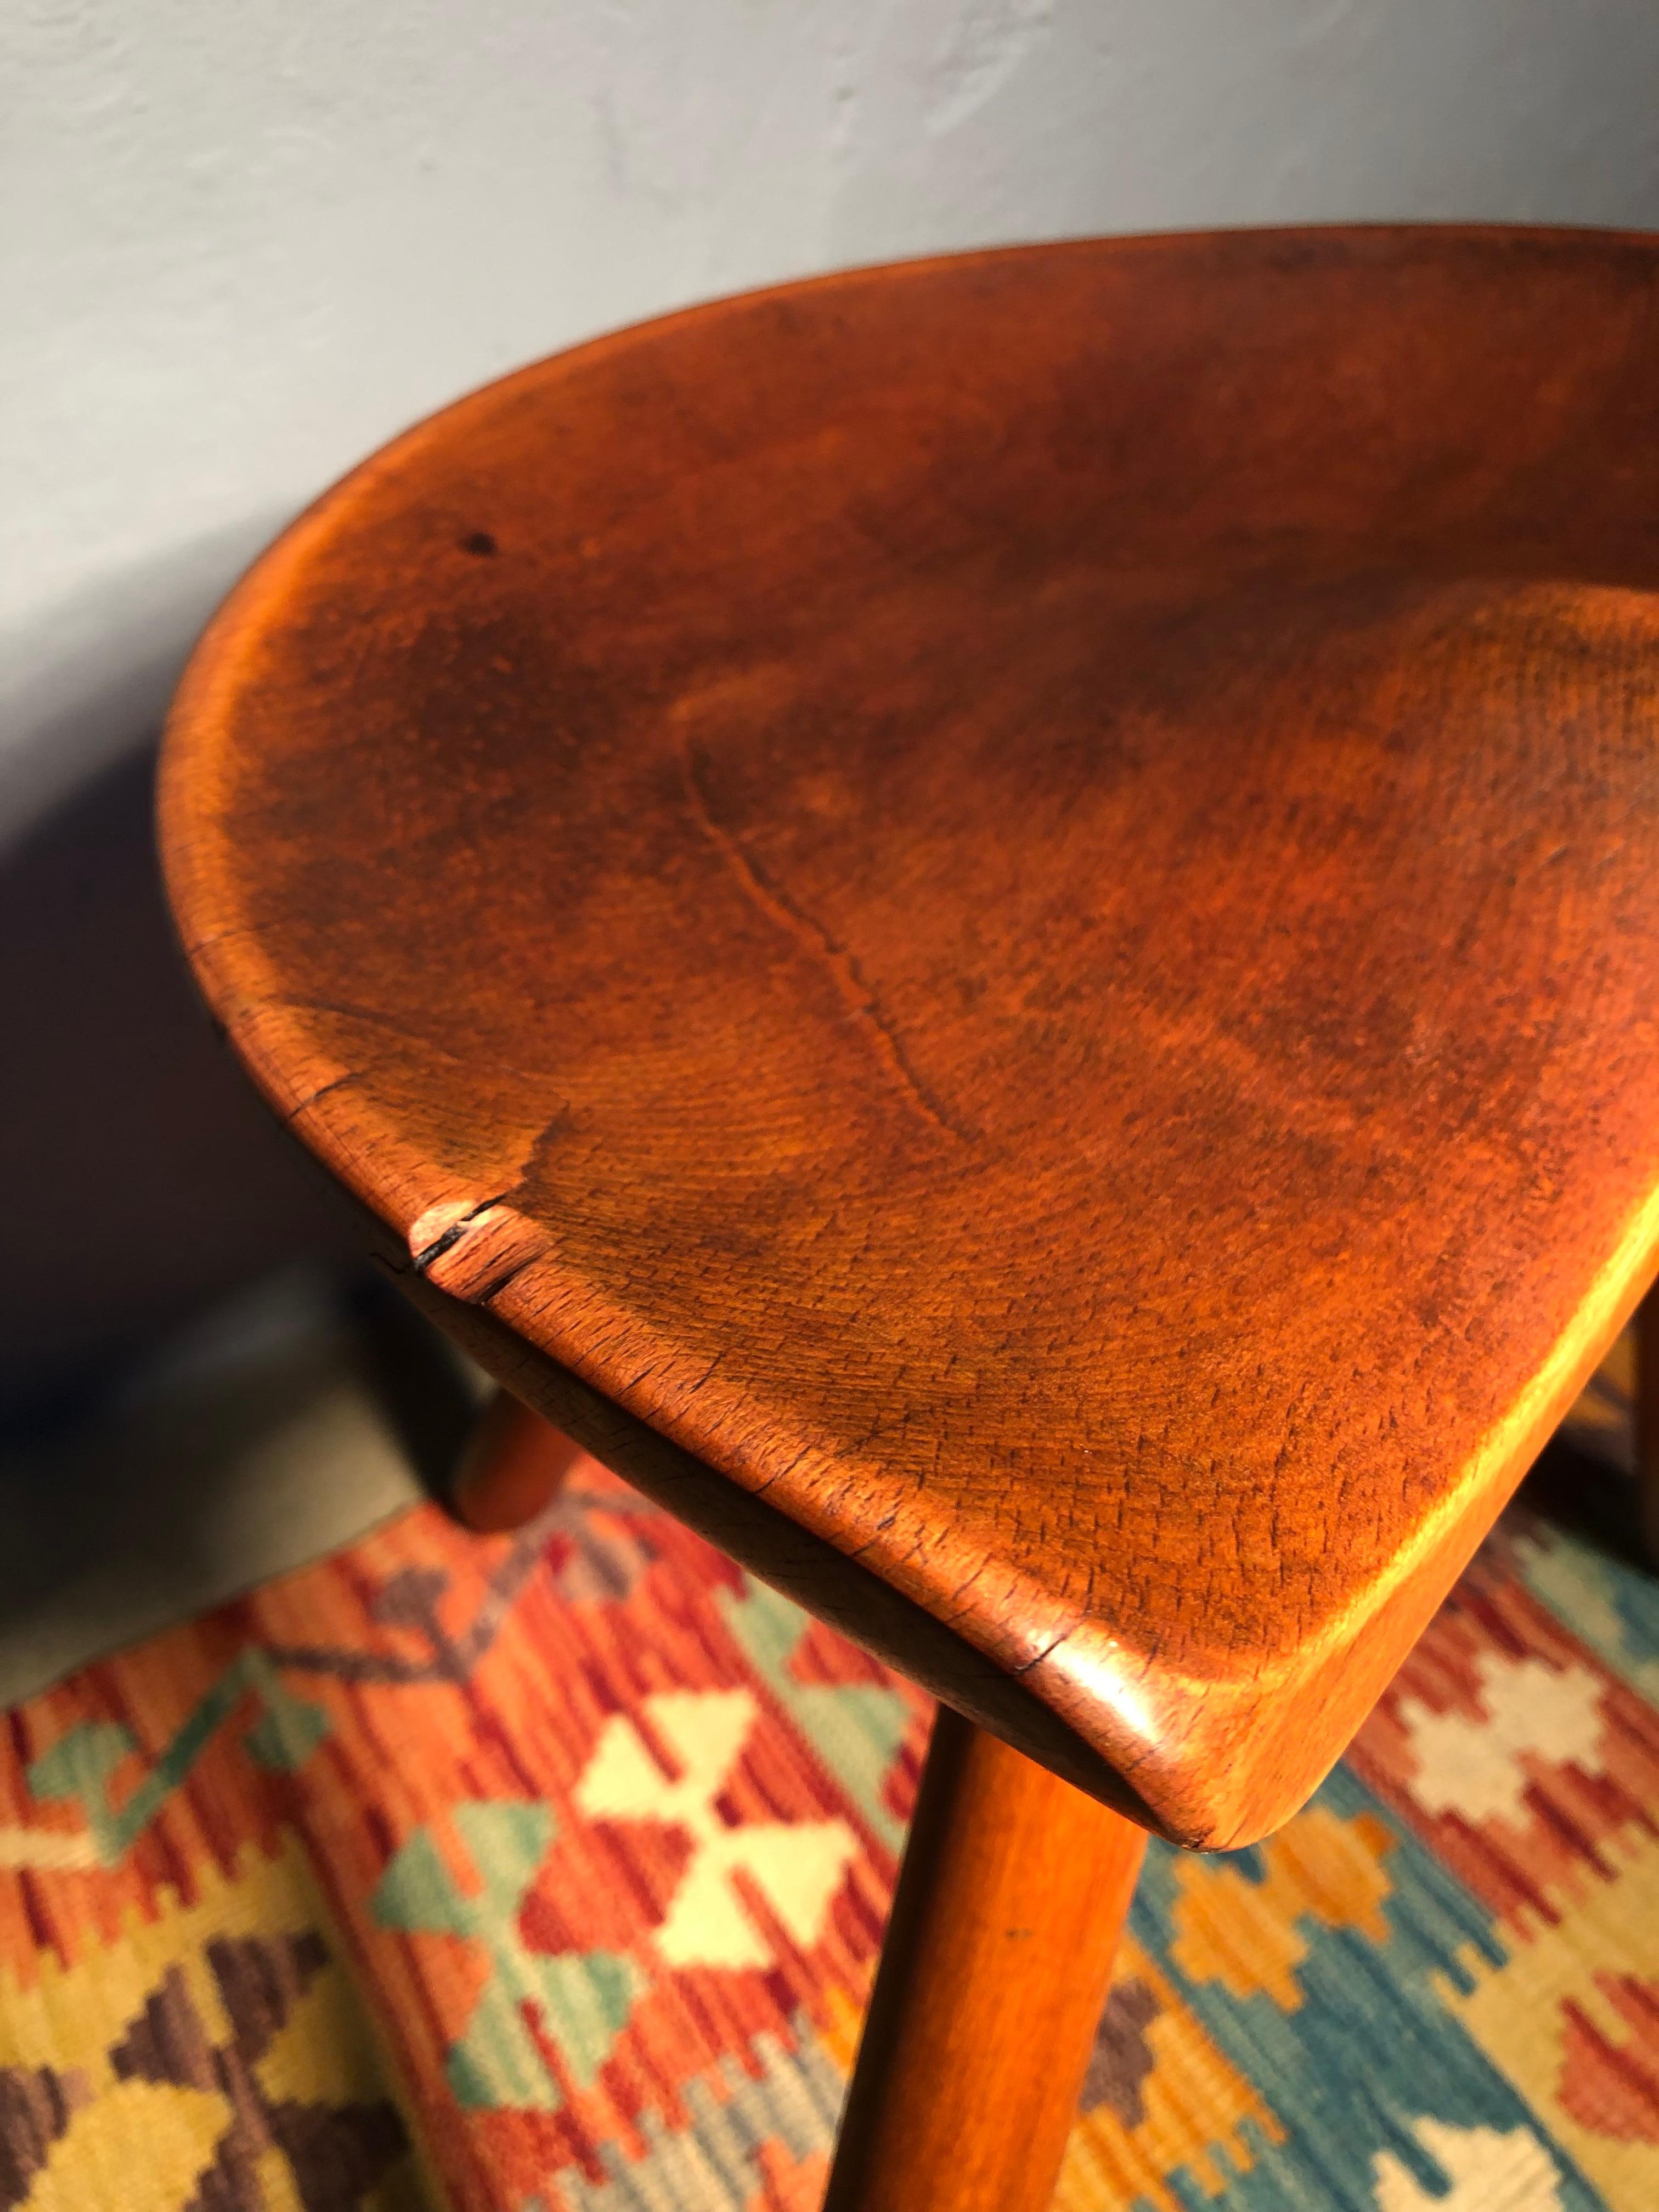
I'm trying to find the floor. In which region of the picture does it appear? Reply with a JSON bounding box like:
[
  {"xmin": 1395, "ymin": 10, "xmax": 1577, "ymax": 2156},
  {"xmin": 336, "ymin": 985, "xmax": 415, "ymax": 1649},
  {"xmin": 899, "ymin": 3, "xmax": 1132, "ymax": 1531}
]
[
  {"xmin": 0, "ymin": 1263, "xmax": 486, "ymax": 1706},
  {"xmin": 0, "ymin": 1319, "xmax": 1649, "ymax": 2209}
]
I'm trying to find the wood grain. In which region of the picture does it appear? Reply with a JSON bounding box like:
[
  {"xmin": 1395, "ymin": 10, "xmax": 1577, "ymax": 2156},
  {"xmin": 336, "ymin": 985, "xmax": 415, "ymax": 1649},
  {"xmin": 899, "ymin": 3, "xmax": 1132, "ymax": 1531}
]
[
  {"xmin": 161, "ymin": 227, "xmax": 1659, "ymax": 1846},
  {"xmin": 383, "ymin": 1233, "xmax": 1153, "ymax": 1819},
  {"xmin": 822, "ymin": 1708, "xmax": 1145, "ymax": 2212}
]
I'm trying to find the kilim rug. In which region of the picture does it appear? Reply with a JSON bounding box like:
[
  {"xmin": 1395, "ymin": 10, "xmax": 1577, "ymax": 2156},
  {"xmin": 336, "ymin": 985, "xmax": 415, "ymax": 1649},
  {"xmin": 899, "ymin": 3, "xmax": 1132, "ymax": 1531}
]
[{"xmin": 0, "ymin": 1353, "xmax": 1655, "ymax": 2211}]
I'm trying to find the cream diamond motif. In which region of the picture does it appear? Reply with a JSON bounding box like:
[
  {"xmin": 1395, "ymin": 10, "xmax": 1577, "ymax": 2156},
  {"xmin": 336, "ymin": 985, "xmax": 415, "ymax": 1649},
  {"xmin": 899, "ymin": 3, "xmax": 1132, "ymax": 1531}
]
[{"xmin": 575, "ymin": 1688, "xmax": 859, "ymax": 1971}]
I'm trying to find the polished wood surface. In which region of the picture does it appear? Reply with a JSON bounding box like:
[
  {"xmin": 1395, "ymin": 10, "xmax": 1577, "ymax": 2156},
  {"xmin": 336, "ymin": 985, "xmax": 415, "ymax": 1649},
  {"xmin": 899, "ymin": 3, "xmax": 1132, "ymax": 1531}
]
[
  {"xmin": 161, "ymin": 227, "xmax": 1659, "ymax": 1847},
  {"xmin": 392, "ymin": 1247, "xmax": 1148, "ymax": 1815},
  {"xmin": 822, "ymin": 1708, "xmax": 1144, "ymax": 2212}
]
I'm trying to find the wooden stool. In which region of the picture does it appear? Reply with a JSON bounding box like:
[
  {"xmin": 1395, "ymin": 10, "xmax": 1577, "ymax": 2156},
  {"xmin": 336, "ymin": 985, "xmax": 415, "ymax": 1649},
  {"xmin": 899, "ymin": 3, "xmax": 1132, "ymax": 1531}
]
[
  {"xmin": 1638, "ymin": 1290, "xmax": 1659, "ymax": 1565},
  {"xmin": 160, "ymin": 227, "xmax": 1659, "ymax": 2211}
]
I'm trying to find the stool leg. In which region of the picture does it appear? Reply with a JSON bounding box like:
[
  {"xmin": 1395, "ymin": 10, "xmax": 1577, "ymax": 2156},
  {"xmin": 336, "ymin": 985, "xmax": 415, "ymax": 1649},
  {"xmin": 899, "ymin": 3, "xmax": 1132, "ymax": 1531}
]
[
  {"xmin": 824, "ymin": 1706, "xmax": 1146, "ymax": 2212},
  {"xmin": 1638, "ymin": 1288, "xmax": 1659, "ymax": 1569},
  {"xmin": 450, "ymin": 1389, "xmax": 584, "ymax": 1533}
]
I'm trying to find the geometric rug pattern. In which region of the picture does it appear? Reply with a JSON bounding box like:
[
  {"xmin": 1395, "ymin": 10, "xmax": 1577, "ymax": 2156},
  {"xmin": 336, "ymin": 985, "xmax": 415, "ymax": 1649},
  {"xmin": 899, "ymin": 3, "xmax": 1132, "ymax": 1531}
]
[{"xmin": 0, "ymin": 1353, "xmax": 1654, "ymax": 2208}]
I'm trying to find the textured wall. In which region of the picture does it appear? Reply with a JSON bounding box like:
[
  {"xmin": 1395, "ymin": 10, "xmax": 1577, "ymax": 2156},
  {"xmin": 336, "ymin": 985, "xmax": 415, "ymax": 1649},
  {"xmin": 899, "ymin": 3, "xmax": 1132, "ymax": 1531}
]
[{"xmin": 7, "ymin": 0, "xmax": 1659, "ymax": 837}]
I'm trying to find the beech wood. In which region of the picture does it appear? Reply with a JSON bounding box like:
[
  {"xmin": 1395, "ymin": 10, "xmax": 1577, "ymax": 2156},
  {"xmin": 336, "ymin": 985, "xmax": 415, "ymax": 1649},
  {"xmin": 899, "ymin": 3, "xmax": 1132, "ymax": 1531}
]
[
  {"xmin": 823, "ymin": 1707, "xmax": 1145, "ymax": 2212},
  {"xmin": 161, "ymin": 226, "xmax": 1659, "ymax": 1847}
]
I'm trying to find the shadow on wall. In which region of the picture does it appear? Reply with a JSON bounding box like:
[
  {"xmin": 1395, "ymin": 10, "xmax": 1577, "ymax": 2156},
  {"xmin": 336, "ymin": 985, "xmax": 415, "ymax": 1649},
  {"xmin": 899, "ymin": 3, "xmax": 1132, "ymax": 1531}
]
[{"xmin": 0, "ymin": 737, "xmax": 360, "ymax": 1427}]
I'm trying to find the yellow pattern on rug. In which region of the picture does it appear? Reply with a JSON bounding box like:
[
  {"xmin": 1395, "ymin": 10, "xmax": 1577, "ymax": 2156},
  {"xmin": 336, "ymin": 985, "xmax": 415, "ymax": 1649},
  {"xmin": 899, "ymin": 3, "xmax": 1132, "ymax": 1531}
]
[
  {"xmin": 1442, "ymin": 1822, "xmax": 1659, "ymax": 2210},
  {"xmin": 1169, "ymin": 1803, "xmax": 1395, "ymax": 2010},
  {"xmin": 1056, "ymin": 1934, "xmax": 1284, "ymax": 2212},
  {"xmin": 0, "ymin": 1835, "xmax": 433, "ymax": 2211}
]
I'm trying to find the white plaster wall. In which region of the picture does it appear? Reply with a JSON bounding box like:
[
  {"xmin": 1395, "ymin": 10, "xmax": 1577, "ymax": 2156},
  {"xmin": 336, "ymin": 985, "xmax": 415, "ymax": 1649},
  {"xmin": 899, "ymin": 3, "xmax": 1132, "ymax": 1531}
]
[{"xmin": 6, "ymin": 0, "xmax": 1659, "ymax": 836}]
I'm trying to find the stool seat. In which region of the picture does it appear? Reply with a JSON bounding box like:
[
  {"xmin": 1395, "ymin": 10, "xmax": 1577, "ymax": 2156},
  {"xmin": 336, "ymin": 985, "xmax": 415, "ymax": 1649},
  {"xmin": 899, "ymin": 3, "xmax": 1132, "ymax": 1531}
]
[{"xmin": 161, "ymin": 225, "xmax": 1659, "ymax": 1850}]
